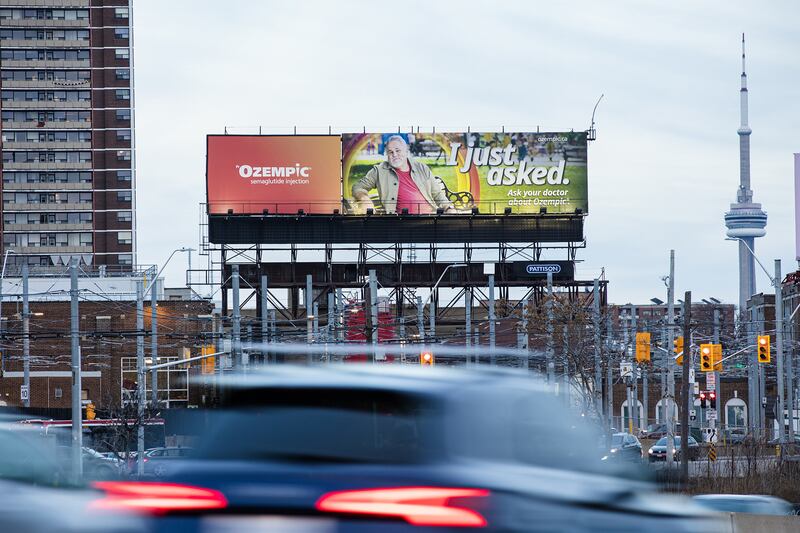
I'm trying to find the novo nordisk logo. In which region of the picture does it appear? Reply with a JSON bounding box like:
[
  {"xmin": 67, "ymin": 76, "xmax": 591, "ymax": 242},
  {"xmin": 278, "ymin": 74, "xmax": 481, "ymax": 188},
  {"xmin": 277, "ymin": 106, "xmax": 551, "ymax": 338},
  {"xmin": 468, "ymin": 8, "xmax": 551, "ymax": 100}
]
[{"xmin": 526, "ymin": 264, "xmax": 561, "ymax": 274}]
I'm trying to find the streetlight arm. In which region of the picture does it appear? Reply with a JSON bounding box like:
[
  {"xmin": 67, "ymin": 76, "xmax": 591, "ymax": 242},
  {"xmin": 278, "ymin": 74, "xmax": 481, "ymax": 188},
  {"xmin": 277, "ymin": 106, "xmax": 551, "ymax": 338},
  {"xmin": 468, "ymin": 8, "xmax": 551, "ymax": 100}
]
[
  {"xmin": 143, "ymin": 247, "xmax": 191, "ymax": 296},
  {"xmin": 726, "ymin": 237, "xmax": 775, "ymax": 285},
  {"xmin": 424, "ymin": 264, "xmax": 467, "ymax": 307}
]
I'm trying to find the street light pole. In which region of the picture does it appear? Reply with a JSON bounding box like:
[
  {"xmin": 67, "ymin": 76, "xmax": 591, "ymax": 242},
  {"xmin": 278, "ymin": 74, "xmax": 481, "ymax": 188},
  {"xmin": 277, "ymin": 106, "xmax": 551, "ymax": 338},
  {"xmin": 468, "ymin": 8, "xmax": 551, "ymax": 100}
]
[{"xmin": 423, "ymin": 264, "xmax": 467, "ymax": 345}]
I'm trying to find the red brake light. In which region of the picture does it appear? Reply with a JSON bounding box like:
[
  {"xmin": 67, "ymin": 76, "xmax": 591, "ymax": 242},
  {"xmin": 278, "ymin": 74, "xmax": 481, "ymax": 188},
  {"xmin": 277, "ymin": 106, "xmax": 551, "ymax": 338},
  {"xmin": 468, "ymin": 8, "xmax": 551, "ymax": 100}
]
[
  {"xmin": 91, "ymin": 481, "xmax": 227, "ymax": 515},
  {"xmin": 315, "ymin": 486, "xmax": 489, "ymax": 527}
]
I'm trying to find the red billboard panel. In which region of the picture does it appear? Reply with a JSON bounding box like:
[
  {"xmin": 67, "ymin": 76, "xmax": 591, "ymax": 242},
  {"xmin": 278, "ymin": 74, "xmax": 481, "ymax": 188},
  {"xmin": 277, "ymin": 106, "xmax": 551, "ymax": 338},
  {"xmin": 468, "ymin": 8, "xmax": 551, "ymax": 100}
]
[{"xmin": 206, "ymin": 135, "xmax": 341, "ymax": 215}]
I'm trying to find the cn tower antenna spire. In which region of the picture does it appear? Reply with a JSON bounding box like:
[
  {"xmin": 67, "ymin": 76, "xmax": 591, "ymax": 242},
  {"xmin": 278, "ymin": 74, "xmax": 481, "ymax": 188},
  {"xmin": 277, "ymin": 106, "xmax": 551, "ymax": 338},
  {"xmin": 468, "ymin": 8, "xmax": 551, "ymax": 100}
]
[{"xmin": 741, "ymin": 33, "xmax": 746, "ymax": 75}]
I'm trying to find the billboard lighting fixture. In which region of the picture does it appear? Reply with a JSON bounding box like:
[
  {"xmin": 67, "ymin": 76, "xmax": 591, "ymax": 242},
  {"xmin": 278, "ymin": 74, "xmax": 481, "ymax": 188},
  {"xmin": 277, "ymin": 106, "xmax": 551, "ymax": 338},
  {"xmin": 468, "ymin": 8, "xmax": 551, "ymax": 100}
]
[
  {"xmin": 436, "ymin": 207, "xmax": 445, "ymax": 215},
  {"xmin": 401, "ymin": 208, "xmax": 409, "ymax": 215},
  {"xmin": 366, "ymin": 208, "xmax": 374, "ymax": 216},
  {"xmin": 227, "ymin": 209, "xmax": 233, "ymax": 215},
  {"xmin": 575, "ymin": 208, "xmax": 583, "ymax": 215},
  {"xmin": 297, "ymin": 209, "xmax": 305, "ymax": 216},
  {"xmin": 471, "ymin": 207, "xmax": 479, "ymax": 215},
  {"xmin": 262, "ymin": 208, "xmax": 269, "ymax": 216},
  {"xmin": 539, "ymin": 207, "xmax": 547, "ymax": 214},
  {"xmin": 504, "ymin": 207, "xmax": 512, "ymax": 215},
  {"xmin": 333, "ymin": 209, "xmax": 340, "ymax": 215}
]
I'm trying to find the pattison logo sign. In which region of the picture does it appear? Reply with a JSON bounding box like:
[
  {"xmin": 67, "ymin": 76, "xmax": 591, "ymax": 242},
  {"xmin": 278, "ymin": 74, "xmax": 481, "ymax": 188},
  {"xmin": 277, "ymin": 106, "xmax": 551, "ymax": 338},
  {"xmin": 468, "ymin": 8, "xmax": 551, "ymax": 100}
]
[{"xmin": 525, "ymin": 264, "xmax": 561, "ymax": 274}]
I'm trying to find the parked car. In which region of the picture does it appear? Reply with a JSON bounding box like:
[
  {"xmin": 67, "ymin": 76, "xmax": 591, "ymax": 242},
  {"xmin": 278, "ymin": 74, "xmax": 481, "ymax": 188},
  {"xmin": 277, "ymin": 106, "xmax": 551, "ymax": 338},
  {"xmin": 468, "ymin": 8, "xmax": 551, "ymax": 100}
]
[
  {"xmin": 132, "ymin": 446, "xmax": 195, "ymax": 478},
  {"xmin": 648, "ymin": 436, "xmax": 701, "ymax": 462},
  {"xmin": 642, "ymin": 424, "xmax": 703, "ymax": 443},
  {"xmin": 92, "ymin": 366, "xmax": 722, "ymax": 532},
  {"xmin": 605, "ymin": 432, "xmax": 643, "ymax": 462},
  {"xmin": 692, "ymin": 494, "xmax": 793, "ymax": 515},
  {"xmin": 56, "ymin": 446, "xmax": 122, "ymax": 480}
]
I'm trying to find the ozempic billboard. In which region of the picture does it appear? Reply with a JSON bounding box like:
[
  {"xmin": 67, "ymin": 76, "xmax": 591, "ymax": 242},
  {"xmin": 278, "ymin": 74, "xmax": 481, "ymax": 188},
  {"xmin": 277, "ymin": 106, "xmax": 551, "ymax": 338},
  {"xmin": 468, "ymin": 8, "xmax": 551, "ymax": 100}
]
[
  {"xmin": 206, "ymin": 135, "xmax": 341, "ymax": 215},
  {"xmin": 206, "ymin": 132, "xmax": 587, "ymax": 216},
  {"xmin": 342, "ymin": 131, "xmax": 587, "ymax": 215}
]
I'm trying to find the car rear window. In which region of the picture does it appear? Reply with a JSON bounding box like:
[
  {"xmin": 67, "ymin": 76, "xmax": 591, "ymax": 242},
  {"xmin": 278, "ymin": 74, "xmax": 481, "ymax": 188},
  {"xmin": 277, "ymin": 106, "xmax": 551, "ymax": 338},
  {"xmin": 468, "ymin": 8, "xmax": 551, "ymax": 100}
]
[{"xmin": 198, "ymin": 388, "xmax": 440, "ymax": 464}]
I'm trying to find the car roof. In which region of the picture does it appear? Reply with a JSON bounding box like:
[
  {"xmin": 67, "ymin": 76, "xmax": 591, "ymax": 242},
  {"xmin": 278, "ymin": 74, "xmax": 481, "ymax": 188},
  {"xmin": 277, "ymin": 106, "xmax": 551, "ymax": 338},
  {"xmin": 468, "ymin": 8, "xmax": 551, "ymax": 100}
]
[
  {"xmin": 693, "ymin": 494, "xmax": 788, "ymax": 503},
  {"xmin": 210, "ymin": 364, "xmax": 548, "ymax": 398}
]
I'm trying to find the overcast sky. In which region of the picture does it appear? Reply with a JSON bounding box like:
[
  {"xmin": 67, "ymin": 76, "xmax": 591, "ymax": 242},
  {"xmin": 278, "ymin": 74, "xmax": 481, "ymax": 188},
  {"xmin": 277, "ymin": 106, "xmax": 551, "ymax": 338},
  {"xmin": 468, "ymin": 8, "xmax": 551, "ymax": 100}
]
[{"xmin": 132, "ymin": 0, "xmax": 800, "ymax": 307}]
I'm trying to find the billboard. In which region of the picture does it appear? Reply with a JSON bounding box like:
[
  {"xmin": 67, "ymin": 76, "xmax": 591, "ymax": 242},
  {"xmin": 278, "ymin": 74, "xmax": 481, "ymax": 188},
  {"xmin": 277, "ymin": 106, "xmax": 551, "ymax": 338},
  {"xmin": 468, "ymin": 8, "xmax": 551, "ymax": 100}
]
[
  {"xmin": 206, "ymin": 135, "xmax": 341, "ymax": 215},
  {"xmin": 342, "ymin": 131, "xmax": 587, "ymax": 215}
]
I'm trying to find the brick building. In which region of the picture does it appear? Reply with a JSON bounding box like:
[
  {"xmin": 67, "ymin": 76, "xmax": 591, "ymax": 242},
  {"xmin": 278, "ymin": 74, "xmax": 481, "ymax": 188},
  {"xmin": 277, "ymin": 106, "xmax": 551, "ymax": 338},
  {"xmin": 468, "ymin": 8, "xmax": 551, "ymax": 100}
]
[{"xmin": 0, "ymin": 295, "xmax": 214, "ymax": 410}]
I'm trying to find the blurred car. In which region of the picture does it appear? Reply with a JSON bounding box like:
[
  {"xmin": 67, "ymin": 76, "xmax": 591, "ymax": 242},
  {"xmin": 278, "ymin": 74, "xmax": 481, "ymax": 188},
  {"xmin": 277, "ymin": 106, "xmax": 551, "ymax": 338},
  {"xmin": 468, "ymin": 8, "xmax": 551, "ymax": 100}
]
[
  {"xmin": 691, "ymin": 494, "xmax": 793, "ymax": 515},
  {"xmin": 648, "ymin": 436, "xmax": 701, "ymax": 462},
  {"xmin": 92, "ymin": 366, "xmax": 722, "ymax": 532},
  {"xmin": 0, "ymin": 423, "xmax": 145, "ymax": 532},
  {"xmin": 605, "ymin": 432, "xmax": 643, "ymax": 463}
]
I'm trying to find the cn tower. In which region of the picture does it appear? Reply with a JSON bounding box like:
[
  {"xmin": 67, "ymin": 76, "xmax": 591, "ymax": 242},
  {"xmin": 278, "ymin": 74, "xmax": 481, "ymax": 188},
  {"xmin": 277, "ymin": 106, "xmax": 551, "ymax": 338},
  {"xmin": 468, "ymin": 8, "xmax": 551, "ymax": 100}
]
[{"xmin": 725, "ymin": 34, "xmax": 767, "ymax": 313}]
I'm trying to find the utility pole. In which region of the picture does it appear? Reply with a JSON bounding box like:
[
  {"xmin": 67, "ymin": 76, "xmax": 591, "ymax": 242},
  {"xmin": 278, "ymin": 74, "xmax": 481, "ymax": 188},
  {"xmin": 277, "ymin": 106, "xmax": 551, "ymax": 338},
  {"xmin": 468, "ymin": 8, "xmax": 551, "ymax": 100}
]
[
  {"xmin": 416, "ymin": 295, "xmax": 424, "ymax": 341},
  {"xmin": 562, "ymin": 324, "xmax": 570, "ymax": 402},
  {"xmin": 305, "ymin": 274, "xmax": 313, "ymax": 346},
  {"xmin": 521, "ymin": 296, "xmax": 529, "ymax": 367},
  {"xmin": 232, "ymin": 265, "xmax": 241, "ymax": 367},
  {"xmin": 666, "ymin": 250, "xmax": 676, "ymax": 466},
  {"xmin": 312, "ymin": 302, "xmax": 319, "ymax": 342},
  {"xmin": 22, "ymin": 262, "xmax": 30, "ymax": 408},
  {"xmin": 709, "ymin": 305, "xmax": 720, "ymax": 437},
  {"xmin": 465, "ymin": 287, "xmax": 472, "ymax": 357},
  {"xmin": 546, "ymin": 272, "xmax": 555, "ymax": 383},
  {"xmin": 260, "ymin": 274, "xmax": 269, "ymax": 350},
  {"xmin": 327, "ymin": 292, "xmax": 335, "ymax": 344},
  {"xmin": 369, "ymin": 269, "xmax": 378, "ymax": 348},
  {"xmin": 775, "ymin": 259, "xmax": 785, "ymax": 442},
  {"xmin": 606, "ymin": 316, "xmax": 613, "ymax": 429},
  {"xmin": 593, "ymin": 279, "xmax": 602, "ymax": 414},
  {"xmin": 150, "ymin": 277, "xmax": 158, "ymax": 405},
  {"xmin": 631, "ymin": 304, "xmax": 639, "ymax": 431},
  {"xmin": 136, "ymin": 280, "xmax": 145, "ymax": 475},
  {"xmin": 69, "ymin": 259, "xmax": 82, "ymax": 481},
  {"xmin": 244, "ymin": 325, "xmax": 252, "ymax": 372},
  {"xmin": 429, "ymin": 288, "xmax": 436, "ymax": 341},
  {"xmin": 680, "ymin": 291, "xmax": 692, "ymax": 479},
  {"xmin": 489, "ymin": 273, "xmax": 496, "ymax": 362},
  {"xmin": 336, "ymin": 288, "xmax": 344, "ymax": 342}
]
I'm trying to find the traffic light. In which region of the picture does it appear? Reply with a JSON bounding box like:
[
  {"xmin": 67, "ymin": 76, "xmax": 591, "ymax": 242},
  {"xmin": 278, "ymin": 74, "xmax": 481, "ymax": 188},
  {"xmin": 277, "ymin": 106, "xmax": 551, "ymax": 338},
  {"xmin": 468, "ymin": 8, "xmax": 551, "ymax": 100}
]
[
  {"xmin": 709, "ymin": 391, "xmax": 717, "ymax": 409},
  {"xmin": 712, "ymin": 344, "xmax": 723, "ymax": 372},
  {"xmin": 700, "ymin": 344, "xmax": 713, "ymax": 372},
  {"xmin": 635, "ymin": 332, "xmax": 651, "ymax": 363},
  {"xmin": 86, "ymin": 402, "xmax": 96, "ymax": 420},
  {"xmin": 420, "ymin": 351, "xmax": 434, "ymax": 366},
  {"xmin": 699, "ymin": 391, "xmax": 707, "ymax": 409},
  {"xmin": 674, "ymin": 336, "xmax": 684, "ymax": 365},
  {"xmin": 757, "ymin": 335, "xmax": 770, "ymax": 363}
]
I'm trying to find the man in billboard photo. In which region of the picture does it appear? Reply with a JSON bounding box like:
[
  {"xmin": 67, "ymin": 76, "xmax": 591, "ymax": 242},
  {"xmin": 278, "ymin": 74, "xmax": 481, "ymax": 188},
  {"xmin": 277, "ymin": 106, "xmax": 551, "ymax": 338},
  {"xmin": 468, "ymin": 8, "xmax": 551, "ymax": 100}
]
[{"xmin": 350, "ymin": 135, "xmax": 454, "ymax": 215}]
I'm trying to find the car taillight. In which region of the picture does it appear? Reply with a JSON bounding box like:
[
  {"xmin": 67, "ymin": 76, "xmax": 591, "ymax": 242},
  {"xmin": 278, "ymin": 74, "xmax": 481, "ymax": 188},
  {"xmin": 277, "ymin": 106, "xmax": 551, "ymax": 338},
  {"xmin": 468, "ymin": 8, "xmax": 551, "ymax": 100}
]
[
  {"xmin": 315, "ymin": 486, "xmax": 489, "ymax": 527},
  {"xmin": 90, "ymin": 481, "xmax": 227, "ymax": 515}
]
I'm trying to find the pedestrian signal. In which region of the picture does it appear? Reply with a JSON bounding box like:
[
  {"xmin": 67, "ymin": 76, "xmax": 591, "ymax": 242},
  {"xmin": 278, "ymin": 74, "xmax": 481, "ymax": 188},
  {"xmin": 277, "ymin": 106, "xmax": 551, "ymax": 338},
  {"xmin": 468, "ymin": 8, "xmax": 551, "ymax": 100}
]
[
  {"xmin": 420, "ymin": 351, "xmax": 434, "ymax": 366},
  {"xmin": 757, "ymin": 335, "xmax": 770, "ymax": 363},
  {"xmin": 635, "ymin": 332, "xmax": 651, "ymax": 363},
  {"xmin": 700, "ymin": 344, "xmax": 713, "ymax": 372},
  {"xmin": 86, "ymin": 402, "xmax": 96, "ymax": 420}
]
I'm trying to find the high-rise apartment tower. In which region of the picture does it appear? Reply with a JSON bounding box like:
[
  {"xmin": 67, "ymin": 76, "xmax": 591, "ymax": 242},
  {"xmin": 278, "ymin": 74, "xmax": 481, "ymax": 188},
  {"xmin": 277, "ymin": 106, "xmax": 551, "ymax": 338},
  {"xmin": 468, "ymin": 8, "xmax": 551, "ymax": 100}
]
[{"xmin": 0, "ymin": 0, "xmax": 135, "ymax": 270}]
